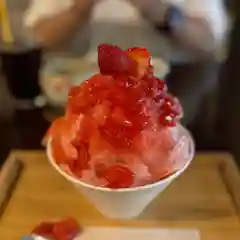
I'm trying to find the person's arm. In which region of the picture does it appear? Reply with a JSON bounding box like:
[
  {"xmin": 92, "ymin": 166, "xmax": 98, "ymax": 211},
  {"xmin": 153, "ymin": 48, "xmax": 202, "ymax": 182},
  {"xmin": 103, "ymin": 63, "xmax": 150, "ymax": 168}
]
[
  {"xmin": 128, "ymin": 0, "xmax": 229, "ymax": 57},
  {"xmin": 170, "ymin": 0, "xmax": 228, "ymax": 56},
  {"xmin": 24, "ymin": 0, "xmax": 95, "ymax": 50}
]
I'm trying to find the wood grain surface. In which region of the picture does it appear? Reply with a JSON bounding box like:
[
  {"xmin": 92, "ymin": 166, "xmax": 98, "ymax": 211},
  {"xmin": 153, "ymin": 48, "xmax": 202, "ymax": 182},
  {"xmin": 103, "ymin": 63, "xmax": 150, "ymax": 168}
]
[{"xmin": 0, "ymin": 151, "xmax": 239, "ymax": 240}]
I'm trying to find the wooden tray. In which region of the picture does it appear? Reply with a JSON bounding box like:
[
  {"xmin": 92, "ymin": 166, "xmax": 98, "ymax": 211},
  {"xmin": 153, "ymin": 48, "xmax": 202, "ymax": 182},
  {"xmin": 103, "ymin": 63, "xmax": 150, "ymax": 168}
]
[{"xmin": 0, "ymin": 151, "xmax": 240, "ymax": 240}]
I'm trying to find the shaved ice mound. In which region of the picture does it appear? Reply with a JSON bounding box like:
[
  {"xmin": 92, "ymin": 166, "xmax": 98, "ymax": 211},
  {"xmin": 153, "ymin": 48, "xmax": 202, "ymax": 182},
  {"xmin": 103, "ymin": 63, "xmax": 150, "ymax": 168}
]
[{"xmin": 45, "ymin": 44, "xmax": 191, "ymax": 189}]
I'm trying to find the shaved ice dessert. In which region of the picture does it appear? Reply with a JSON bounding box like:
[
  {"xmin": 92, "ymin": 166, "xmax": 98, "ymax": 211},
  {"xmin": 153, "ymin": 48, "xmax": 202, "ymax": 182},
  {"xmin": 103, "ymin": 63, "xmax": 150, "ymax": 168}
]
[{"xmin": 45, "ymin": 44, "xmax": 190, "ymax": 189}]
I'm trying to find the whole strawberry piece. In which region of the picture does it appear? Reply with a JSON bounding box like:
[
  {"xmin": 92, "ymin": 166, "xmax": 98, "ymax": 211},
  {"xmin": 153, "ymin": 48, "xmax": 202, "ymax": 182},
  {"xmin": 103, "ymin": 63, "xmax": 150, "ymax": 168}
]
[{"xmin": 98, "ymin": 44, "xmax": 137, "ymax": 77}]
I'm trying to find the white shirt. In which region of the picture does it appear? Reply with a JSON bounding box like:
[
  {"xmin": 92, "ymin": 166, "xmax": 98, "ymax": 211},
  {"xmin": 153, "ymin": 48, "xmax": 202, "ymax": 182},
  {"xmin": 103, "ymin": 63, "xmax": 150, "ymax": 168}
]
[{"xmin": 24, "ymin": 0, "xmax": 229, "ymax": 62}]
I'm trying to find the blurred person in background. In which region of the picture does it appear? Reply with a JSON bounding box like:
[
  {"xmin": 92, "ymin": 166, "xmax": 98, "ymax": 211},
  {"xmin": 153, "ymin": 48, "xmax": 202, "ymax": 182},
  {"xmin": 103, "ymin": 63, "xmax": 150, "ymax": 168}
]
[
  {"xmin": 0, "ymin": 0, "xmax": 47, "ymax": 157},
  {"xmin": 128, "ymin": 0, "xmax": 229, "ymax": 147},
  {"xmin": 24, "ymin": 0, "xmax": 229, "ymax": 129},
  {"xmin": 215, "ymin": 0, "xmax": 240, "ymax": 160},
  {"xmin": 0, "ymin": 0, "xmax": 42, "ymax": 111}
]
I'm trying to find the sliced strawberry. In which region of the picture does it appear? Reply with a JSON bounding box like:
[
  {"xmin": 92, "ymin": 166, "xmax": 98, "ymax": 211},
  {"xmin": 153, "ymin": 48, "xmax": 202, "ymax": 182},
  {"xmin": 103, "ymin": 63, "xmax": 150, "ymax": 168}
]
[
  {"xmin": 70, "ymin": 144, "xmax": 90, "ymax": 177},
  {"xmin": 98, "ymin": 44, "xmax": 137, "ymax": 77},
  {"xmin": 53, "ymin": 218, "xmax": 81, "ymax": 240},
  {"xmin": 49, "ymin": 115, "xmax": 82, "ymax": 164},
  {"xmin": 76, "ymin": 116, "xmax": 98, "ymax": 143},
  {"xmin": 32, "ymin": 222, "xmax": 54, "ymax": 238},
  {"xmin": 111, "ymin": 107, "xmax": 132, "ymax": 127},
  {"xmin": 127, "ymin": 47, "xmax": 150, "ymax": 61},
  {"xmin": 127, "ymin": 47, "xmax": 151, "ymax": 77},
  {"xmin": 51, "ymin": 135, "xmax": 78, "ymax": 165},
  {"xmin": 104, "ymin": 165, "xmax": 134, "ymax": 189},
  {"xmin": 67, "ymin": 74, "xmax": 114, "ymax": 115},
  {"xmin": 91, "ymin": 101, "xmax": 111, "ymax": 126},
  {"xmin": 47, "ymin": 115, "xmax": 81, "ymax": 143}
]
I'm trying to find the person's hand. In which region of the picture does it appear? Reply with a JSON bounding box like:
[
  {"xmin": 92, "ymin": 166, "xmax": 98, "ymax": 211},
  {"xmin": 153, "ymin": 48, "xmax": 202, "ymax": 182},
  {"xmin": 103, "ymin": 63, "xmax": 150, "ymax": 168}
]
[
  {"xmin": 72, "ymin": 0, "xmax": 99, "ymax": 15},
  {"xmin": 127, "ymin": 0, "xmax": 170, "ymax": 23},
  {"xmin": 127, "ymin": 0, "xmax": 219, "ymax": 54}
]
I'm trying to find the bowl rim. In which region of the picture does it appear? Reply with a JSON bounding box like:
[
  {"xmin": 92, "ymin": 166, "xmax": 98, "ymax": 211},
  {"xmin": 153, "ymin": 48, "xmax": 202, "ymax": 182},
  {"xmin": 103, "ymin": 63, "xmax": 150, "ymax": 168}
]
[{"xmin": 47, "ymin": 124, "xmax": 195, "ymax": 193}]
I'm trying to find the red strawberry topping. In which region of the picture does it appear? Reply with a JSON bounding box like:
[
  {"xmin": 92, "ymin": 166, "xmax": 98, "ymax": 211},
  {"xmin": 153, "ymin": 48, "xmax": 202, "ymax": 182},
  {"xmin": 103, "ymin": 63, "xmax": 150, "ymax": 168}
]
[
  {"xmin": 104, "ymin": 165, "xmax": 134, "ymax": 189},
  {"xmin": 127, "ymin": 47, "xmax": 151, "ymax": 77},
  {"xmin": 98, "ymin": 44, "xmax": 137, "ymax": 77}
]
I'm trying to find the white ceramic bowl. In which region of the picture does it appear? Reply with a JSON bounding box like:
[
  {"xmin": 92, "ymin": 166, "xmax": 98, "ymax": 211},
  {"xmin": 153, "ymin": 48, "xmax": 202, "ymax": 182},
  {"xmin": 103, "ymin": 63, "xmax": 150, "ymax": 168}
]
[{"xmin": 46, "ymin": 125, "xmax": 194, "ymax": 219}]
